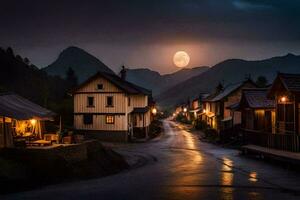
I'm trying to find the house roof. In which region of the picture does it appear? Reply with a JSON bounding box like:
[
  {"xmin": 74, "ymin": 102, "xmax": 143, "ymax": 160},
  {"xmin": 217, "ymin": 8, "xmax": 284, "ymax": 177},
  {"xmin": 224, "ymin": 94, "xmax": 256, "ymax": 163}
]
[
  {"xmin": 131, "ymin": 107, "xmax": 150, "ymax": 114},
  {"xmin": 239, "ymin": 88, "xmax": 275, "ymax": 109},
  {"xmin": 209, "ymin": 79, "xmax": 255, "ymax": 102},
  {"xmin": 0, "ymin": 93, "xmax": 55, "ymax": 120},
  {"xmin": 267, "ymin": 73, "xmax": 300, "ymax": 98},
  {"xmin": 276, "ymin": 73, "xmax": 300, "ymax": 92},
  {"xmin": 72, "ymin": 71, "xmax": 152, "ymax": 95}
]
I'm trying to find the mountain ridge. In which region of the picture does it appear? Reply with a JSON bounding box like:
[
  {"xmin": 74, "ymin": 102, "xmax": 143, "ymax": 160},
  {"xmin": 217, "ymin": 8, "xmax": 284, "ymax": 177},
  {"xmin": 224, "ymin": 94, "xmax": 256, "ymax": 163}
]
[
  {"xmin": 43, "ymin": 46, "xmax": 115, "ymax": 82},
  {"xmin": 156, "ymin": 53, "xmax": 300, "ymax": 108}
]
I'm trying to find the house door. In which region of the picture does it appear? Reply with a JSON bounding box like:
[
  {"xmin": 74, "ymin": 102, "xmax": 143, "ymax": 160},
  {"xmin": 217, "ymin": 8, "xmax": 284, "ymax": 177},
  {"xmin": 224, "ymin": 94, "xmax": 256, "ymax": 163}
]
[{"xmin": 271, "ymin": 111, "xmax": 276, "ymax": 134}]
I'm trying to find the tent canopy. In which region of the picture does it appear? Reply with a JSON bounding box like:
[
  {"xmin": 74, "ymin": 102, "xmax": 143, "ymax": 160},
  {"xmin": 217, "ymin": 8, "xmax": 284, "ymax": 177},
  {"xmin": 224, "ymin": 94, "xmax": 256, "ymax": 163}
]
[{"xmin": 0, "ymin": 92, "xmax": 56, "ymax": 120}]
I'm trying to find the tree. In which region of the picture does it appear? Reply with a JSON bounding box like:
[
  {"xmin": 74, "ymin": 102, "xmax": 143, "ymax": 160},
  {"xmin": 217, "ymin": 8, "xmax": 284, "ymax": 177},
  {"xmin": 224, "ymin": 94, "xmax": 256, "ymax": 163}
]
[
  {"xmin": 6, "ymin": 47, "xmax": 14, "ymax": 57},
  {"xmin": 15, "ymin": 55, "xmax": 23, "ymax": 62},
  {"xmin": 66, "ymin": 67, "xmax": 78, "ymax": 88},
  {"xmin": 23, "ymin": 57, "xmax": 30, "ymax": 65},
  {"xmin": 256, "ymin": 76, "xmax": 268, "ymax": 88}
]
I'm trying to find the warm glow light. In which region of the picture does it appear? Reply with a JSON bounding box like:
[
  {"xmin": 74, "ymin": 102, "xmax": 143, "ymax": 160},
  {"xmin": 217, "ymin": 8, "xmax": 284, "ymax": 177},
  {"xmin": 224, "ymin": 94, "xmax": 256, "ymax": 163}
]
[
  {"xmin": 183, "ymin": 108, "xmax": 187, "ymax": 112},
  {"xmin": 152, "ymin": 108, "xmax": 157, "ymax": 115},
  {"xmin": 30, "ymin": 119, "xmax": 37, "ymax": 125},
  {"xmin": 203, "ymin": 109, "xmax": 206, "ymax": 113},
  {"xmin": 173, "ymin": 51, "xmax": 190, "ymax": 68},
  {"xmin": 173, "ymin": 113, "xmax": 176, "ymax": 117},
  {"xmin": 280, "ymin": 96, "xmax": 287, "ymax": 102}
]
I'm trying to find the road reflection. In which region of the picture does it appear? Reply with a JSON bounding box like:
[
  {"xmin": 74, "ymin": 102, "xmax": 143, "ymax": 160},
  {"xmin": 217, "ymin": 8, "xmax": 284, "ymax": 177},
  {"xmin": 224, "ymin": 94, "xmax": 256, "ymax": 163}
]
[{"xmin": 220, "ymin": 157, "xmax": 234, "ymax": 200}]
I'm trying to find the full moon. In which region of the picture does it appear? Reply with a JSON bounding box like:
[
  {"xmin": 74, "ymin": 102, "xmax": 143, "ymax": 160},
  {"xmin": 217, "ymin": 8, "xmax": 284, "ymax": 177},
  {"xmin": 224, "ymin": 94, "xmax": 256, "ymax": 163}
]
[{"xmin": 173, "ymin": 51, "xmax": 190, "ymax": 68}]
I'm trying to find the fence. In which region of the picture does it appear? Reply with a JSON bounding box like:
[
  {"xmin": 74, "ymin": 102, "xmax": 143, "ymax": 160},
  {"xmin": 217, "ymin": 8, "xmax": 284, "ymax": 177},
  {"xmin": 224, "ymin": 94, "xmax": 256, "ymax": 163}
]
[{"xmin": 242, "ymin": 129, "xmax": 300, "ymax": 152}]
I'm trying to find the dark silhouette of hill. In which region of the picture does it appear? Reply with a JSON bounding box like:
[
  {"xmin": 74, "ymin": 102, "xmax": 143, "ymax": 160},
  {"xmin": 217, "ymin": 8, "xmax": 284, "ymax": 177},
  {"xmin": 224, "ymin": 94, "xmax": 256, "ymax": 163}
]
[
  {"xmin": 126, "ymin": 66, "xmax": 209, "ymax": 95},
  {"xmin": 156, "ymin": 53, "xmax": 300, "ymax": 108},
  {"xmin": 43, "ymin": 46, "xmax": 115, "ymax": 82},
  {"xmin": 0, "ymin": 47, "xmax": 68, "ymax": 106}
]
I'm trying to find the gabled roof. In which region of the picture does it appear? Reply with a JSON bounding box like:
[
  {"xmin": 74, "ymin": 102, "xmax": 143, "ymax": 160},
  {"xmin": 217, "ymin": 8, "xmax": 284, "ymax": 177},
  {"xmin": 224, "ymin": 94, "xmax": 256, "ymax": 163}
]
[
  {"xmin": 209, "ymin": 79, "xmax": 256, "ymax": 102},
  {"xmin": 239, "ymin": 88, "xmax": 275, "ymax": 109},
  {"xmin": 269, "ymin": 73, "xmax": 300, "ymax": 95},
  {"xmin": 278, "ymin": 73, "xmax": 300, "ymax": 92},
  {"xmin": 72, "ymin": 71, "xmax": 152, "ymax": 95},
  {"xmin": 0, "ymin": 93, "xmax": 55, "ymax": 120}
]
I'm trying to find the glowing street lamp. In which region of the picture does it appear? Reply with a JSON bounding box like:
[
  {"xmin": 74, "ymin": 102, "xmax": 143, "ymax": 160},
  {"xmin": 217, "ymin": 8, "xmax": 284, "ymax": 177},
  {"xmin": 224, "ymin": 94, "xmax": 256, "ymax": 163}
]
[
  {"xmin": 280, "ymin": 96, "xmax": 287, "ymax": 103},
  {"xmin": 152, "ymin": 108, "xmax": 157, "ymax": 115},
  {"xmin": 183, "ymin": 107, "xmax": 187, "ymax": 112}
]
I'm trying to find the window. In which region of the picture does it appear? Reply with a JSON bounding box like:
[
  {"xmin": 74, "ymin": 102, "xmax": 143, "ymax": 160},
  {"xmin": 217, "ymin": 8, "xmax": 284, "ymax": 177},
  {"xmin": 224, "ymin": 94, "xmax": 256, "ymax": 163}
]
[
  {"xmin": 106, "ymin": 115, "xmax": 114, "ymax": 124},
  {"xmin": 128, "ymin": 97, "xmax": 131, "ymax": 106},
  {"xmin": 106, "ymin": 96, "xmax": 113, "ymax": 107},
  {"xmin": 87, "ymin": 97, "xmax": 94, "ymax": 107},
  {"xmin": 83, "ymin": 114, "xmax": 93, "ymax": 125},
  {"xmin": 97, "ymin": 84, "xmax": 103, "ymax": 90}
]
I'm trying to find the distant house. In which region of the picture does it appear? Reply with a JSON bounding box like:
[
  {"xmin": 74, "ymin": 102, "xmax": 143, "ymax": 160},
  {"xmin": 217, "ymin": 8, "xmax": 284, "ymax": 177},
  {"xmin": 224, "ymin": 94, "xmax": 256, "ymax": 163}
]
[
  {"xmin": 0, "ymin": 92, "xmax": 55, "ymax": 148},
  {"xmin": 234, "ymin": 88, "xmax": 275, "ymax": 133},
  {"xmin": 202, "ymin": 79, "xmax": 257, "ymax": 130},
  {"xmin": 72, "ymin": 71, "xmax": 153, "ymax": 142},
  {"xmin": 189, "ymin": 94, "xmax": 209, "ymax": 120}
]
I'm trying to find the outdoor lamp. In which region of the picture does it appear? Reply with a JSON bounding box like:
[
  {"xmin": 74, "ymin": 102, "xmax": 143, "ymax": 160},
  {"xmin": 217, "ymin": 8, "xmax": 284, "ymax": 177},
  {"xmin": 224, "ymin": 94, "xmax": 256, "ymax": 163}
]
[
  {"xmin": 30, "ymin": 119, "xmax": 37, "ymax": 125},
  {"xmin": 152, "ymin": 108, "xmax": 157, "ymax": 115},
  {"xmin": 183, "ymin": 108, "xmax": 187, "ymax": 112},
  {"xmin": 280, "ymin": 96, "xmax": 287, "ymax": 103}
]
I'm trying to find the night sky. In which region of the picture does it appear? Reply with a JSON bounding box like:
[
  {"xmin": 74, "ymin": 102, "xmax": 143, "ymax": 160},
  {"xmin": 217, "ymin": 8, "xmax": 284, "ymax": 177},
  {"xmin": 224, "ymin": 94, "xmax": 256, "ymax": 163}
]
[{"xmin": 1, "ymin": 0, "xmax": 300, "ymax": 74}]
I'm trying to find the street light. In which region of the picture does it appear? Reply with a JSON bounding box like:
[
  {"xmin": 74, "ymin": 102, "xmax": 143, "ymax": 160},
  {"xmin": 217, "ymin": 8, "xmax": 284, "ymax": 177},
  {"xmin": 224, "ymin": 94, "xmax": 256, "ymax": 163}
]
[
  {"xmin": 280, "ymin": 96, "xmax": 287, "ymax": 103},
  {"xmin": 183, "ymin": 107, "xmax": 187, "ymax": 112},
  {"xmin": 152, "ymin": 108, "xmax": 157, "ymax": 115}
]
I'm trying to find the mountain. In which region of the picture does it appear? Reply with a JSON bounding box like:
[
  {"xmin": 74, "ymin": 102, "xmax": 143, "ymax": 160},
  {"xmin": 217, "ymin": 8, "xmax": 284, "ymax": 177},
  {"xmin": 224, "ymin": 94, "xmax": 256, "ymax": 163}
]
[
  {"xmin": 43, "ymin": 46, "xmax": 115, "ymax": 82},
  {"xmin": 156, "ymin": 53, "xmax": 300, "ymax": 108},
  {"xmin": 126, "ymin": 66, "xmax": 209, "ymax": 96}
]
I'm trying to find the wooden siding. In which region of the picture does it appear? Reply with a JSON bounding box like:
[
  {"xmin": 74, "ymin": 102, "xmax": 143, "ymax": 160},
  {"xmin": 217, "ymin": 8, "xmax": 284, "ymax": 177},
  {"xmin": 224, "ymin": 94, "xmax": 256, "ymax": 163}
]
[
  {"xmin": 224, "ymin": 82, "xmax": 256, "ymax": 120},
  {"xmin": 76, "ymin": 77, "xmax": 123, "ymax": 93},
  {"xmin": 128, "ymin": 95, "xmax": 148, "ymax": 112},
  {"xmin": 74, "ymin": 93, "xmax": 127, "ymax": 113},
  {"xmin": 74, "ymin": 114, "xmax": 127, "ymax": 131}
]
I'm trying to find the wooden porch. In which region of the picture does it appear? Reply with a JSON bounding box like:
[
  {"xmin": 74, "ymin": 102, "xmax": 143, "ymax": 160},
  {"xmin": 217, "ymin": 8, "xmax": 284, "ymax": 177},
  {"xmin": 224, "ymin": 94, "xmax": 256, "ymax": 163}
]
[{"xmin": 242, "ymin": 129, "xmax": 300, "ymax": 152}]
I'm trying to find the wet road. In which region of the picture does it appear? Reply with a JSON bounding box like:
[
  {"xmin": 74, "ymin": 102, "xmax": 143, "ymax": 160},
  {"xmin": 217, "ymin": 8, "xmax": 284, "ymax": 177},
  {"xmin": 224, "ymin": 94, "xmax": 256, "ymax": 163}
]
[{"xmin": 3, "ymin": 120, "xmax": 300, "ymax": 199}]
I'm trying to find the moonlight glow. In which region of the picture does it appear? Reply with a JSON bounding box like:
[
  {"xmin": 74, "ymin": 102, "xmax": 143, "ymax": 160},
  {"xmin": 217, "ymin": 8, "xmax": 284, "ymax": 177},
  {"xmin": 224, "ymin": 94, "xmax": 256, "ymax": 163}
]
[{"xmin": 173, "ymin": 51, "xmax": 190, "ymax": 68}]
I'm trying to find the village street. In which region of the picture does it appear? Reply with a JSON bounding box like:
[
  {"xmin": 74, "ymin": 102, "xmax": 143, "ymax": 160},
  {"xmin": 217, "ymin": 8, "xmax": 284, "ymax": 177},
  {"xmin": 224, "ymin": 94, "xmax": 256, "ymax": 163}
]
[{"xmin": 2, "ymin": 120, "xmax": 300, "ymax": 200}]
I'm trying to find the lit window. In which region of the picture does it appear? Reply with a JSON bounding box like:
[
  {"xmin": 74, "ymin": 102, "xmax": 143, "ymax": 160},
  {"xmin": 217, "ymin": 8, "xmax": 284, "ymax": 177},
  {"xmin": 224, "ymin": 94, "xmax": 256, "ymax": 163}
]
[
  {"xmin": 106, "ymin": 96, "xmax": 113, "ymax": 107},
  {"xmin": 106, "ymin": 115, "xmax": 114, "ymax": 124}
]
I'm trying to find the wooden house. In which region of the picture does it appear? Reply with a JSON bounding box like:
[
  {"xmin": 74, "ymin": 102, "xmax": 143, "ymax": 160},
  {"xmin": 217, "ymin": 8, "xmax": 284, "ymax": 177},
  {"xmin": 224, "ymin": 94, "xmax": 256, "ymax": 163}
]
[
  {"xmin": 268, "ymin": 73, "xmax": 300, "ymax": 134},
  {"xmin": 189, "ymin": 94, "xmax": 209, "ymax": 120},
  {"xmin": 234, "ymin": 88, "xmax": 275, "ymax": 133},
  {"xmin": 72, "ymin": 71, "xmax": 153, "ymax": 142},
  {"xmin": 0, "ymin": 92, "xmax": 55, "ymax": 148},
  {"xmin": 202, "ymin": 79, "xmax": 256, "ymax": 130}
]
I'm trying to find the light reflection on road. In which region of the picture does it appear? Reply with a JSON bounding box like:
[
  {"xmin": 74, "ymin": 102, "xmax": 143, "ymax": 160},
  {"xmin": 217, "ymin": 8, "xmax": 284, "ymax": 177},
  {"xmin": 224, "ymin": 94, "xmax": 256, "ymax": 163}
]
[{"xmin": 221, "ymin": 157, "xmax": 234, "ymax": 200}]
